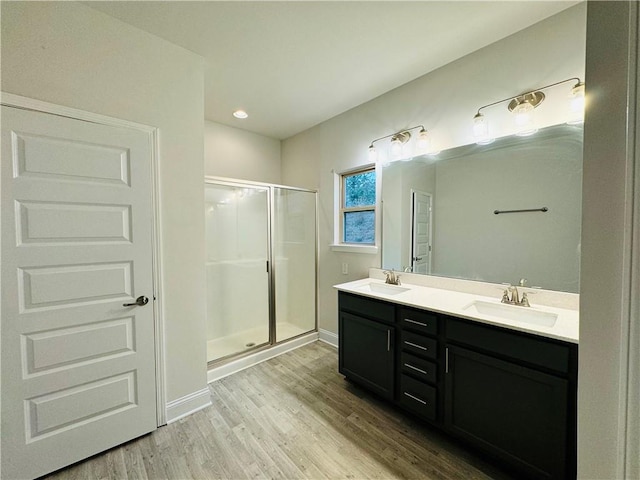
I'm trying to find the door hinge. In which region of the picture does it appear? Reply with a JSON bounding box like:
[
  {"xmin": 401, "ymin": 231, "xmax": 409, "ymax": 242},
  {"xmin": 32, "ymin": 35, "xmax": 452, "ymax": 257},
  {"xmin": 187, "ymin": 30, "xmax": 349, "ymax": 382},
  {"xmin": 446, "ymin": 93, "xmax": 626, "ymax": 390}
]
[{"xmin": 266, "ymin": 260, "xmax": 269, "ymax": 272}]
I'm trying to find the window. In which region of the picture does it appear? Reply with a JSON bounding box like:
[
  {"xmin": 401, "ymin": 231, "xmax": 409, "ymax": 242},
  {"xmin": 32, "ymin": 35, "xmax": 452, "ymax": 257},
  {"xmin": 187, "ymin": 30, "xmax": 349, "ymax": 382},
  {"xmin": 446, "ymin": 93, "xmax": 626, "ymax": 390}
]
[{"xmin": 340, "ymin": 167, "xmax": 376, "ymax": 244}]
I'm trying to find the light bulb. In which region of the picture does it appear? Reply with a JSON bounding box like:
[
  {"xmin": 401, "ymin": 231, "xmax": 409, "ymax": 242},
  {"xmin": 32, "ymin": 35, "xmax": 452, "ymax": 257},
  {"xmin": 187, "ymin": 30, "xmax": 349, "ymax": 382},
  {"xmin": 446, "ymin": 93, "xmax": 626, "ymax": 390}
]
[
  {"xmin": 513, "ymin": 101, "xmax": 537, "ymax": 136},
  {"xmin": 368, "ymin": 145, "xmax": 378, "ymax": 162},
  {"xmin": 473, "ymin": 113, "xmax": 493, "ymax": 145},
  {"xmin": 567, "ymin": 82, "xmax": 585, "ymax": 125},
  {"xmin": 390, "ymin": 138, "xmax": 403, "ymax": 159},
  {"xmin": 416, "ymin": 129, "xmax": 430, "ymax": 154}
]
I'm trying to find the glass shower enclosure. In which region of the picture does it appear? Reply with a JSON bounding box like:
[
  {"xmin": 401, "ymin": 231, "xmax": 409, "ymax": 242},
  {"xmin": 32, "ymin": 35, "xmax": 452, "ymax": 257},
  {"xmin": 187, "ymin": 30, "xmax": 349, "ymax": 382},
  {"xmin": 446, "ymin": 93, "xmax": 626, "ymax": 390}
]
[{"xmin": 205, "ymin": 178, "xmax": 317, "ymax": 364}]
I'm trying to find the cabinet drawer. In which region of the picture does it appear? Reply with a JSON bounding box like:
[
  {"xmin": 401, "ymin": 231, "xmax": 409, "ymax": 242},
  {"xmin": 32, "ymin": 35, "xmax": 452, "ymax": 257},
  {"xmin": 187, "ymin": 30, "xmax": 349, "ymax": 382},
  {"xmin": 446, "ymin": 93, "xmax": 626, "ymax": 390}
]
[
  {"xmin": 401, "ymin": 330, "xmax": 437, "ymax": 359},
  {"xmin": 447, "ymin": 318, "xmax": 573, "ymax": 374},
  {"xmin": 399, "ymin": 308, "xmax": 438, "ymax": 335},
  {"xmin": 401, "ymin": 352, "xmax": 437, "ymax": 384},
  {"xmin": 339, "ymin": 292, "xmax": 395, "ymax": 325},
  {"xmin": 399, "ymin": 374, "xmax": 437, "ymax": 421}
]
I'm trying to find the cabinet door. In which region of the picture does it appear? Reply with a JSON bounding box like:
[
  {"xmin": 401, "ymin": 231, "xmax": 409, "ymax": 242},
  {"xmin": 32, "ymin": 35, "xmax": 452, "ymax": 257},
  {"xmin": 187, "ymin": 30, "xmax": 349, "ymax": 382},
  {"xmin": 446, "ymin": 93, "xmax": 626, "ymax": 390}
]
[
  {"xmin": 339, "ymin": 312, "xmax": 394, "ymax": 400},
  {"xmin": 445, "ymin": 345, "xmax": 569, "ymax": 480}
]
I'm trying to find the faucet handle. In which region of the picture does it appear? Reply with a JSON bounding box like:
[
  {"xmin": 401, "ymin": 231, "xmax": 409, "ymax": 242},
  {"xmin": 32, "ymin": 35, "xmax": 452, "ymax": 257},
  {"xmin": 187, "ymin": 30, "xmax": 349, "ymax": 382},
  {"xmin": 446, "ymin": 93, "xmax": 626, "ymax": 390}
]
[
  {"xmin": 383, "ymin": 269, "xmax": 395, "ymax": 284},
  {"xmin": 500, "ymin": 289, "xmax": 510, "ymax": 304}
]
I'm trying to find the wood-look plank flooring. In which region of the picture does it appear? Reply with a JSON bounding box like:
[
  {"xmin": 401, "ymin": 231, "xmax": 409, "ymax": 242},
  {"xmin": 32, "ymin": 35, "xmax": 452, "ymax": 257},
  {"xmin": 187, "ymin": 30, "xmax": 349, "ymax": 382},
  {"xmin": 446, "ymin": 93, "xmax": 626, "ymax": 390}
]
[{"xmin": 43, "ymin": 341, "xmax": 515, "ymax": 479}]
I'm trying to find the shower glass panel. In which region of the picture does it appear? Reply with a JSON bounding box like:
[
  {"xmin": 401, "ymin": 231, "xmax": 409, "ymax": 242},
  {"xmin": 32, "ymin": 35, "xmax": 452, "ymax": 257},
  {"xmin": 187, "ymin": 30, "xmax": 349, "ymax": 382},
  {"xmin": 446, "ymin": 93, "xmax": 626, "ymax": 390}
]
[
  {"xmin": 205, "ymin": 183, "xmax": 270, "ymax": 363},
  {"xmin": 273, "ymin": 188, "xmax": 317, "ymax": 342}
]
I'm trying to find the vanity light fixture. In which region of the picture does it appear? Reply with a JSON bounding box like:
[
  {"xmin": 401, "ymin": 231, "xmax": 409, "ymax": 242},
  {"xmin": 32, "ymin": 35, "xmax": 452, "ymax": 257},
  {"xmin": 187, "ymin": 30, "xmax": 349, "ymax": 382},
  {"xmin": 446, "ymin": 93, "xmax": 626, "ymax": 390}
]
[
  {"xmin": 368, "ymin": 125, "xmax": 433, "ymax": 162},
  {"xmin": 509, "ymin": 91, "xmax": 544, "ymax": 136},
  {"xmin": 472, "ymin": 113, "xmax": 493, "ymax": 145},
  {"xmin": 415, "ymin": 128, "xmax": 440, "ymax": 155},
  {"xmin": 473, "ymin": 77, "xmax": 585, "ymax": 141},
  {"xmin": 415, "ymin": 128, "xmax": 430, "ymax": 152},
  {"xmin": 368, "ymin": 144, "xmax": 378, "ymax": 163},
  {"xmin": 390, "ymin": 131, "xmax": 411, "ymax": 159},
  {"xmin": 233, "ymin": 109, "xmax": 248, "ymax": 119},
  {"xmin": 567, "ymin": 82, "xmax": 586, "ymax": 124}
]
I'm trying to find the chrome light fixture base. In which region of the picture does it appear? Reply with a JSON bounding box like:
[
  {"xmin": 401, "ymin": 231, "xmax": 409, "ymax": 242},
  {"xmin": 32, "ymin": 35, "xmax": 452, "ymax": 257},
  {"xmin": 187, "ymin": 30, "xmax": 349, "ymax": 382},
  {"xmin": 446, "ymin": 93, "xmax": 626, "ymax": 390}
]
[
  {"xmin": 390, "ymin": 131, "xmax": 411, "ymax": 144},
  {"xmin": 507, "ymin": 91, "xmax": 545, "ymax": 112}
]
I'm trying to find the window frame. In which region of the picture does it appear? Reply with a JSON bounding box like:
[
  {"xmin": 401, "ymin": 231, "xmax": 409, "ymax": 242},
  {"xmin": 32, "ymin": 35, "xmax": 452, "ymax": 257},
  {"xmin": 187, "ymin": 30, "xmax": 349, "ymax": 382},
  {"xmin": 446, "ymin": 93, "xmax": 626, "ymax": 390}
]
[{"xmin": 339, "ymin": 166, "xmax": 376, "ymax": 246}]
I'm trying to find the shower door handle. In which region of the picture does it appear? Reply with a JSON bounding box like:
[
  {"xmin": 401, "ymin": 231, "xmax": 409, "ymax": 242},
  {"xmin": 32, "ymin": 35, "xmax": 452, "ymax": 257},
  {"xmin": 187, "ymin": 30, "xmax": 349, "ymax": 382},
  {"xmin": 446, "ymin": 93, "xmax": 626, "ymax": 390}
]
[{"xmin": 123, "ymin": 296, "xmax": 149, "ymax": 307}]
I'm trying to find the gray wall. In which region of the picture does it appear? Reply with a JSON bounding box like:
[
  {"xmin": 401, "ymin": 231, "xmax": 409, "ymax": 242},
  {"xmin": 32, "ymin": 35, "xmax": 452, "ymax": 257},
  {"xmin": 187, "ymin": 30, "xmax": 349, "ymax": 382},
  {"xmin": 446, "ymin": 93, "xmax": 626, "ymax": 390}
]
[
  {"xmin": 205, "ymin": 120, "xmax": 282, "ymax": 184},
  {"xmin": 579, "ymin": 2, "xmax": 640, "ymax": 478},
  {"xmin": 1, "ymin": 2, "xmax": 207, "ymax": 405}
]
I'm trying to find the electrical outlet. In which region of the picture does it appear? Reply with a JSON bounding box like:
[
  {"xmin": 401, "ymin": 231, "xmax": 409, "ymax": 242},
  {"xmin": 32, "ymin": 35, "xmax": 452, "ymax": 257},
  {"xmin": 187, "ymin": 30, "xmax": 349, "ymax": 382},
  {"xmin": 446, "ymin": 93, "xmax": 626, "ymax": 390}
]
[{"xmin": 342, "ymin": 263, "xmax": 348, "ymax": 275}]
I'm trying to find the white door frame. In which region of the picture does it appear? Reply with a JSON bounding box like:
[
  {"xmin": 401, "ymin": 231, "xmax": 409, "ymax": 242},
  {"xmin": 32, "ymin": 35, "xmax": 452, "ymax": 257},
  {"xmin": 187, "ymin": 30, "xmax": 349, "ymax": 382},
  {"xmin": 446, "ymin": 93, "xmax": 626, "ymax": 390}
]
[
  {"xmin": 0, "ymin": 92, "xmax": 167, "ymax": 426},
  {"xmin": 410, "ymin": 189, "xmax": 432, "ymax": 274}
]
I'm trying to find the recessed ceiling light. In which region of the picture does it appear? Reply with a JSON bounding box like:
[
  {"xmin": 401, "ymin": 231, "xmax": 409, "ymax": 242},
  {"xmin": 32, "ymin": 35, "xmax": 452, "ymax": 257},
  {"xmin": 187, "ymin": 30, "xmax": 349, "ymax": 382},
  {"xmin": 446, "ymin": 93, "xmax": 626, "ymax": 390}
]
[{"xmin": 233, "ymin": 110, "xmax": 248, "ymax": 119}]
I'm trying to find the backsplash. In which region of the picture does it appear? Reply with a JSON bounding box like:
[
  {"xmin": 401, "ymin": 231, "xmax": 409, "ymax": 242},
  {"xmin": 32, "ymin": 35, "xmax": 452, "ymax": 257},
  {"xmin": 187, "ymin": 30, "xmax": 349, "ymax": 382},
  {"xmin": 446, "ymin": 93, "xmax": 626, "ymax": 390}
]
[{"xmin": 370, "ymin": 268, "xmax": 579, "ymax": 311}]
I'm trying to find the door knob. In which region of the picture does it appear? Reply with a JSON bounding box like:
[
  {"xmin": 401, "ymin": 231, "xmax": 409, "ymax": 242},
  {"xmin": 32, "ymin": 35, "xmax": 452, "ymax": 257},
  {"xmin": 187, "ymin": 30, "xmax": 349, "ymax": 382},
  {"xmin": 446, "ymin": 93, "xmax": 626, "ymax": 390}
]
[
  {"xmin": 123, "ymin": 296, "xmax": 149, "ymax": 307},
  {"xmin": 413, "ymin": 256, "xmax": 423, "ymax": 261}
]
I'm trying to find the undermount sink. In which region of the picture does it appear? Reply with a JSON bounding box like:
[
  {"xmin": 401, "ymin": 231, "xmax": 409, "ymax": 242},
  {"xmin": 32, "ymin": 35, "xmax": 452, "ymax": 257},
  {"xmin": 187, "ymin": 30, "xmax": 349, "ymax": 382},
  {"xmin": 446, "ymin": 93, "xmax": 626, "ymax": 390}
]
[
  {"xmin": 357, "ymin": 282, "xmax": 410, "ymax": 296},
  {"xmin": 463, "ymin": 300, "xmax": 558, "ymax": 327}
]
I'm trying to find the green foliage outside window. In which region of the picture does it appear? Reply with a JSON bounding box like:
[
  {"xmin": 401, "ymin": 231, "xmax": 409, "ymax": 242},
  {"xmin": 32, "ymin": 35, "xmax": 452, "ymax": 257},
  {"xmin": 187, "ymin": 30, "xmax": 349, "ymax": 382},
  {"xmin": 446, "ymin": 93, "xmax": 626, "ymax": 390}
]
[
  {"xmin": 342, "ymin": 169, "xmax": 376, "ymax": 244},
  {"xmin": 344, "ymin": 171, "xmax": 376, "ymax": 208}
]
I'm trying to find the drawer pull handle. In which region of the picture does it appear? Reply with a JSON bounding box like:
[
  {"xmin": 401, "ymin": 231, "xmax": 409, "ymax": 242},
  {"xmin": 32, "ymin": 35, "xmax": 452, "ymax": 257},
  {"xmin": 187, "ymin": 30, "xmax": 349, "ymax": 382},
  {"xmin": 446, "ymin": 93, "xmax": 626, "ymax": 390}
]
[
  {"xmin": 404, "ymin": 318, "xmax": 428, "ymax": 327},
  {"xmin": 404, "ymin": 392, "xmax": 427, "ymax": 405},
  {"xmin": 446, "ymin": 347, "xmax": 449, "ymax": 374},
  {"xmin": 404, "ymin": 363, "xmax": 427, "ymax": 375},
  {"xmin": 404, "ymin": 341, "xmax": 427, "ymax": 351},
  {"xmin": 387, "ymin": 330, "xmax": 391, "ymax": 352}
]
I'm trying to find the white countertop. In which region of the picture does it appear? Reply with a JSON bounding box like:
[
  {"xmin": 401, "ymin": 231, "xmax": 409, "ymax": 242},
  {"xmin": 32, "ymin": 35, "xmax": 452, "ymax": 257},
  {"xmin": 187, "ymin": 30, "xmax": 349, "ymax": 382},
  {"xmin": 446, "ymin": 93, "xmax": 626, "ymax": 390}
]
[{"xmin": 334, "ymin": 277, "xmax": 579, "ymax": 344}]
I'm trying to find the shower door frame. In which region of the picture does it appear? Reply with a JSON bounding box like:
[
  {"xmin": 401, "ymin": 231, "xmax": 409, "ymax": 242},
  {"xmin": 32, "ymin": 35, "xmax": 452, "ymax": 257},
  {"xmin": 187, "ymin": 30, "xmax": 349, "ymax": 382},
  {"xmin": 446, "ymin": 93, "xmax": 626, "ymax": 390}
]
[{"xmin": 205, "ymin": 176, "xmax": 318, "ymax": 367}]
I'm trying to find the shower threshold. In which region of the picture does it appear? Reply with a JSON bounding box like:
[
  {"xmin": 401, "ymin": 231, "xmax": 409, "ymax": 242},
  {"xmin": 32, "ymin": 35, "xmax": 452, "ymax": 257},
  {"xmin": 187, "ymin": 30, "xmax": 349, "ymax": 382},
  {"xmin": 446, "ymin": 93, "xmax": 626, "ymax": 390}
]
[
  {"xmin": 207, "ymin": 329, "xmax": 319, "ymax": 383},
  {"xmin": 207, "ymin": 321, "xmax": 312, "ymax": 364}
]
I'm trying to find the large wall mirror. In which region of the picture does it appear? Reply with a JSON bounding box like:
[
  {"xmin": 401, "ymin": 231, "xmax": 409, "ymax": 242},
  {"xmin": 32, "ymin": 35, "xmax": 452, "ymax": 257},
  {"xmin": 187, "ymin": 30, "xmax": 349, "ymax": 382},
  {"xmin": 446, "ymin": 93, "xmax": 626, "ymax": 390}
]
[{"xmin": 381, "ymin": 124, "xmax": 583, "ymax": 293}]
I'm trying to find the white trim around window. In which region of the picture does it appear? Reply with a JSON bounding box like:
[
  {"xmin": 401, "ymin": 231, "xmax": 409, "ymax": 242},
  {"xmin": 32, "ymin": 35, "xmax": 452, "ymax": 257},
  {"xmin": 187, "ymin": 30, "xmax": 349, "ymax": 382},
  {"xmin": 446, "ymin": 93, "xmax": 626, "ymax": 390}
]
[{"xmin": 331, "ymin": 163, "xmax": 381, "ymax": 254}]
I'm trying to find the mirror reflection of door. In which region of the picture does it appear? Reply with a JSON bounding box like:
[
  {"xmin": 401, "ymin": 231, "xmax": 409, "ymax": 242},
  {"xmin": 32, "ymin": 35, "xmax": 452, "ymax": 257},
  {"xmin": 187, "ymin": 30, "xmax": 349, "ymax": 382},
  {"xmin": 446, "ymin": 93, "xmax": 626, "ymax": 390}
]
[{"xmin": 411, "ymin": 190, "xmax": 432, "ymax": 274}]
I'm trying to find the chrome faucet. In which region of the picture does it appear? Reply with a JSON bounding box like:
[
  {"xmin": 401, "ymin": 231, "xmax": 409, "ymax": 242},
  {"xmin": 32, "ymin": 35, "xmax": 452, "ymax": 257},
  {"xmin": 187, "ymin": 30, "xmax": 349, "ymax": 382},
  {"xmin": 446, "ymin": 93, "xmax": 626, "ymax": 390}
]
[
  {"xmin": 501, "ymin": 284, "xmax": 530, "ymax": 307},
  {"xmin": 383, "ymin": 269, "xmax": 401, "ymax": 285},
  {"xmin": 508, "ymin": 285, "xmax": 520, "ymax": 305}
]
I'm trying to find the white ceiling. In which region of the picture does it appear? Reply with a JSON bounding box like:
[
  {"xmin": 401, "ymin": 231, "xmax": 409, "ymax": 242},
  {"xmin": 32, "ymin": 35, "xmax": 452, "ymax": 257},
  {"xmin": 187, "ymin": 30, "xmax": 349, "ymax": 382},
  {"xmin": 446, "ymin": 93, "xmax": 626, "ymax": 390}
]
[{"xmin": 87, "ymin": 1, "xmax": 580, "ymax": 140}]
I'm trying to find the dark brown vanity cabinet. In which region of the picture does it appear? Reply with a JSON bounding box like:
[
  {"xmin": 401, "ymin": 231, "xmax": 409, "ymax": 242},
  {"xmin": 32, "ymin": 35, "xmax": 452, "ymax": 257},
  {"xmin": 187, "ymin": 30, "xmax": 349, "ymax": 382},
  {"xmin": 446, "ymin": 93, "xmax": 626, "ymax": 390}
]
[
  {"xmin": 337, "ymin": 291, "xmax": 578, "ymax": 480},
  {"xmin": 445, "ymin": 318, "xmax": 577, "ymax": 480},
  {"xmin": 338, "ymin": 293, "xmax": 395, "ymax": 400}
]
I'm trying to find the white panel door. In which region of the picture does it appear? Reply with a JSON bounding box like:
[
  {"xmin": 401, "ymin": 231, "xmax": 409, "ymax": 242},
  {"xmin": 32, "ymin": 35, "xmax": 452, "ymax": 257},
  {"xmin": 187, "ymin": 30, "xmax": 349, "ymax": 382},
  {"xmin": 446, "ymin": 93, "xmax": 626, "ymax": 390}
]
[
  {"xmin": 1, "ymin": 106, "xmax": 157, "ymax": 479},
  {"xmin": 411, "ymin": 191, "xmax": 432, "ymax": 274}
]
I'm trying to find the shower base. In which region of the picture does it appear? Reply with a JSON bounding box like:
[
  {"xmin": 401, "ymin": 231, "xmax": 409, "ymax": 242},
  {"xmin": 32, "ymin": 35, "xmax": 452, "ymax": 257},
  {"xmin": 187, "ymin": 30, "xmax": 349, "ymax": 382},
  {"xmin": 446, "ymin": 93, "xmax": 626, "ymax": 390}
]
[{"xmin": 206, "ymin": 321, "xmax": 310, "ymax": 363}]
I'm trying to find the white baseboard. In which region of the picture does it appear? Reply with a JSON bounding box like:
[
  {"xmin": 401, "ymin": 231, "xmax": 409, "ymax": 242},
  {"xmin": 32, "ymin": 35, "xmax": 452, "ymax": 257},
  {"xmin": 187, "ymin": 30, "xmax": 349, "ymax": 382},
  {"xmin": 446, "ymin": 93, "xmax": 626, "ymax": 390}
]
[
  {"xmin": 207, "ymin": 331, "xmax": 319, "ymax": 383},
  {"xmin": 319, "ymin": 328, "xmax": 338, "ymax": 348},
  {"xmin": 165, "ymin": 387, "xmax": 212, "ymax": 424}
]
